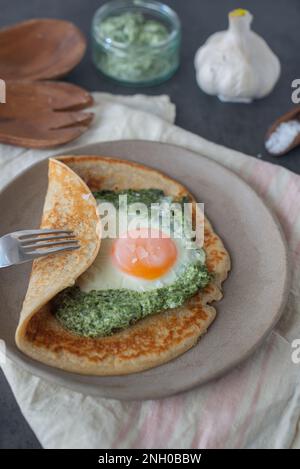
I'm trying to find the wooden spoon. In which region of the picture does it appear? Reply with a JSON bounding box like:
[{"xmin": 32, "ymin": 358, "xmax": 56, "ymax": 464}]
[
  {"xmin": 0, "ymin": 80, "xmax": 94, "ymax": 148},
  {"xmin": 0, "ymin": 19, "xmax": 86, "ymax": 81},
  {"xmin": 265, "ymin": 106, "xmax": 300, "ymax": 156}
]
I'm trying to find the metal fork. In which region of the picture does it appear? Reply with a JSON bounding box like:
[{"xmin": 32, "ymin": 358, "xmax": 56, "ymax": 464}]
[{"xmin": 0, "ymin": 229, "xmax": 80, "ymax": 268}]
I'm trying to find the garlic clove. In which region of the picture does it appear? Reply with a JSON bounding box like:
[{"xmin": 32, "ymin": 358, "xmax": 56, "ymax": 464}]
[{"xmin": 194, "ymin": 9, "xmax": 281, "ymax": 103}]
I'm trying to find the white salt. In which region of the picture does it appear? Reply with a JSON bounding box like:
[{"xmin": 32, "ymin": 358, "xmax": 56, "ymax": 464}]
[{"xmin": 265, "ymin": 120, "xmax": 300, "ymax": 155}]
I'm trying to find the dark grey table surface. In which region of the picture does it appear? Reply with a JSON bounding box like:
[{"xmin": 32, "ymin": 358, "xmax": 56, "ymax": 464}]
[{"xmin": 0, "ymin": 0, "xmax": 299, "ymax": 449}]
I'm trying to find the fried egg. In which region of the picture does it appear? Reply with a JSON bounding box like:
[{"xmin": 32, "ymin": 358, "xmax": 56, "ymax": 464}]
[{"xmin": 77, "ymin": 204, "xmax": 202, "ymax": 292}]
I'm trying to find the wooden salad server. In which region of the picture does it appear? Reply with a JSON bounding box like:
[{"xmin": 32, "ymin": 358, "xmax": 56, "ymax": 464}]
[
  {"xmin": 0, "ymin": 81, "xmax": 94, "ymax": 148},
  {"xmin": 0, "ymin": 19, "xmax": 86, "ymax": 80}
]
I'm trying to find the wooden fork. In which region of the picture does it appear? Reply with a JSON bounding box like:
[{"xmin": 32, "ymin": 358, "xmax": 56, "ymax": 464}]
[{"xmin": 0, "ymin": 80, "xmax": 94, "ymax": 148}]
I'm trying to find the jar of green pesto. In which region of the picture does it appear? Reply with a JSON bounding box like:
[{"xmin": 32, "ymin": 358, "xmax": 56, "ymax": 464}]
[{"xmin": 91, "ymin": 0, "xmax": 181, "ymax": 86}]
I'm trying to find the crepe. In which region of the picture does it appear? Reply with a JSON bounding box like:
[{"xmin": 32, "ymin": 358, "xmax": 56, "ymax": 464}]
[{"xmin": 16, "ymin": 156, "xmax": 230, "ymax": 375}]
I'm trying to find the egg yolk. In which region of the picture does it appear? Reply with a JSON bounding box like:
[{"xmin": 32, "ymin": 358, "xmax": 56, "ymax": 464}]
[{"xmin": 112, "ymin": 228, "xmax": 177, "ymax": 280}]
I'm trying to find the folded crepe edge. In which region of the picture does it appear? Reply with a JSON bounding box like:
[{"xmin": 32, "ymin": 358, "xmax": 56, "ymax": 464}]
[{"xmin": 15, "ymin": 158, "xmax": 101, "ymax": 349}]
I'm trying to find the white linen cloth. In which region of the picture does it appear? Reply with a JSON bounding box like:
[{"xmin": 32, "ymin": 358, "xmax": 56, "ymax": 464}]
[{"xmin": 1, "ymin": 93, "xmax": 300, "ymax": 449}]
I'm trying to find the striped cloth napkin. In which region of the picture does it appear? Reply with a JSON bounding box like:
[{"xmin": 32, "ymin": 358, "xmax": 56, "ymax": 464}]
[{"xmin": 1, "ymin": 93, "xmax": 300, "ymax": 449}]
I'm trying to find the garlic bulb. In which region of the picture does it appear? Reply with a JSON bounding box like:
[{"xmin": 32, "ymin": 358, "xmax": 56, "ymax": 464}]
[{"xmin": 194, "ymin": 9, "xmax": 281, "ymax": 103}]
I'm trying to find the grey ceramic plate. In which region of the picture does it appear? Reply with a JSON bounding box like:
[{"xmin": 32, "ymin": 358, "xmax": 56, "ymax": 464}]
[{"xmin": 0, "ymin": 141, "xmax": 290, "ymax": 400}]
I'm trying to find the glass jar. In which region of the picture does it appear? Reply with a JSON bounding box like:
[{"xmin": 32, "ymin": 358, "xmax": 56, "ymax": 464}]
[{"xmin": 91, "ymin": 0, "xmax": 181, "ymax": 86}]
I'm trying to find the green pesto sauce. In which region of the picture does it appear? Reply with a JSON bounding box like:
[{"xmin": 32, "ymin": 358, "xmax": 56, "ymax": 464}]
[
  {"xmin": 93, "ymin": 188, "xmax": 167, "ymax": 208},
  {"xmin": 93, "ymin": 12, "xmax": 178, "ymax": 84},
  {"xmin": 97, "ymin": 12, "xmax": 169, "ymax": 47},
  {"xmin": 54, "ymin": 262, "xmax": 211, "ymax": 338}
]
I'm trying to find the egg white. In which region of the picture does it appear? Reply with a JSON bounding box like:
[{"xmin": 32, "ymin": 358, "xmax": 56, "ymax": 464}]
[{"xmin": 77, "ymin": 205, "xmax": 202, "ymax": 293}]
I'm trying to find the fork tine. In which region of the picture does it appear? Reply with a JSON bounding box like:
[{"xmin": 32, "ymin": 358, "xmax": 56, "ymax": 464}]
[
  {"xmin": 23, "ymin": 240, "xmax": 79, "ymax": 251},
  {"xmin": 20, "ymin": 234, "xmax": 76, "ymax": 245},
  {"xmin": 25, "ymin": 244, "xmax": 80, "ymax": 258},
  {"xmin": 16, "ymin": 229, "xmax": 74, "ymax": 239}
]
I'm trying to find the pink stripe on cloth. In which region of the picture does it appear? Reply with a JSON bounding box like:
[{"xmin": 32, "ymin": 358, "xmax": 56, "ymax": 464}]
[
  {"xmin": 235, "ymin": 337, "xmax": 275, "ymax": 448},
  {"xmin": 245, "ymin": 160, "xmax": 280, "ymax": 197},
  {"xmin": 157, "ymin": 395, "xmax": 185, "ymax": 447},
  {"xmin": 111, "ymin": 402, "xmax": 143, "ymax": 448},
  {"xmin": 130, "ymin": 395, "xmax": 184, "ymax": 448},
  {"xmin": 190, "ymin": 364, "xmax": 250, "ymax": 449},
  {"xmin": 294, "ymin": 239, "xmax": 300, "ymax": 259},
  {"xmin": 276, "ymin": 175, "xmax": 300, "ymax": 241},
  {"xmin": 245, "ymin": 159, "xmax": 300, "ymax": 243},
  {"xmin": 246, "ymin": 160, "xmax": 300, "ymax": 240}
]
